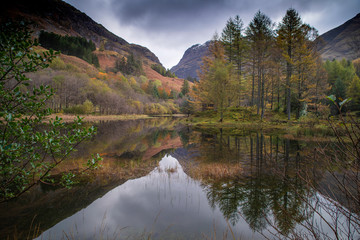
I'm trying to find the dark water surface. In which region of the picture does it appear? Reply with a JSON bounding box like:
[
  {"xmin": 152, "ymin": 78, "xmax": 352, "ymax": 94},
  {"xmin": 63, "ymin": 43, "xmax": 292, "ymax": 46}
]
[{"xmin": 0, "ymin": 118, "xmax": 358, "ymax": 239}]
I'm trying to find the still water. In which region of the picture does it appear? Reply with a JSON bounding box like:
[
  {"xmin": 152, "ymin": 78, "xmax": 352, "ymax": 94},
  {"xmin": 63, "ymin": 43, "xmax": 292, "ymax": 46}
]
[
  {"xmin": 37, "ymin": 155, "xmax": 261, "ymax": 239},
  {"xmin": 0, "ymin": 118, "xmax": 358, "ymax": 239}
]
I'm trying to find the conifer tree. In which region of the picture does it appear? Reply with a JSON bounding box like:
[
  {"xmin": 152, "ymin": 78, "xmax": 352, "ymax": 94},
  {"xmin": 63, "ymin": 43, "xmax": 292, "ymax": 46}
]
[
  {"xmin": 245, "ymin": 11, "xmax": 273, "ymax": 119},
  {"xmin": 277, "ymin": 8, "xmax": 304, "ymax": 120},
  {"xmin": 222, "ymin": 15, "xmax": 246, "ymax": 105}
]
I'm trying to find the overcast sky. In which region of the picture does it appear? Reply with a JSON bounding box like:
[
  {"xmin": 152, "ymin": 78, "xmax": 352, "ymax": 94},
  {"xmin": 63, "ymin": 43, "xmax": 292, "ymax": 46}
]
[{"xmin": 63, "ymin": 0, "xmax": 359, "ymax": 69}]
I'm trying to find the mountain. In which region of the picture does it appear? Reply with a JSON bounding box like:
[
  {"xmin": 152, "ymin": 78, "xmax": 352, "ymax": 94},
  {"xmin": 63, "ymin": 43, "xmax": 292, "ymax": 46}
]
[
  {"xmin": 0, "ymin": 0, "xmax": 188, "ymax": 94},
  {"xmin": 317, "ymin": 13, "xmax": 360, "ymax": 60},
  {"xmin": 171, "ymin": 41, "xmax": 211, "ymax": 80},
  {"xmin": 173, "ymin": 13, "xmax": 360, "ymax": 79},
  {"xmin": 1, "ymin": 0, "xmax": 160, "ymax": 65}
]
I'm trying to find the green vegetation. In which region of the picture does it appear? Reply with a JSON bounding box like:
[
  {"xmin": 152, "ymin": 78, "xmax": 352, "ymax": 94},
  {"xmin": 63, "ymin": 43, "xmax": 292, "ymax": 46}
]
[
  {"xmin": 0, "ymin": 22, "xmax": 101, "ymax": 202},
  {"xmin": 115, "ymin": 53, "xmax": 143, "ymax": 75},
  {"xmin": 39, "ymin": 31, "xmax": 99, "ymax": 67},
  {"xmin": 189, "ymin": 8, "xmax": 359, "ymax": 126},
  {"xmin": 151, "ymin": 64, "xmax": 176, "ymax": 78},
  {"xmin": 186, "ymin": 76, "xmax": 198, "ymax": 83},
  {"xmin": 324, "ymin": 59, "xmax": 360, "ymax": 112},
  {"xmin": 27, "ymin": 54, "xmax": 181, "ymax": 115}
]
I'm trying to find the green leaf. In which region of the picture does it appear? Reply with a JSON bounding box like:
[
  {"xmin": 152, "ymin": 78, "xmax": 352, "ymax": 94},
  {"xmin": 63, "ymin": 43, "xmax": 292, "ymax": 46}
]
[
  {"xmin": 339, "ymin": 98, "xmax": 351, "ymax": 107},
  {"xmin": 326, "ymin": 95, "xmax": 336, "ymax": 103}
]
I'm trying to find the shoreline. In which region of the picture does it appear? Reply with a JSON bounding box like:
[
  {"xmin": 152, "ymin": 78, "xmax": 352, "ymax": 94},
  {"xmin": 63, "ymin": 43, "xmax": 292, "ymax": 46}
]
[
  {"xmin": 46, "ymin": 114, "xmax": 152, "ymax": 122},
  {"xmin": 45, "ymin": 113, "xmax": 186, "ymax": 122}
]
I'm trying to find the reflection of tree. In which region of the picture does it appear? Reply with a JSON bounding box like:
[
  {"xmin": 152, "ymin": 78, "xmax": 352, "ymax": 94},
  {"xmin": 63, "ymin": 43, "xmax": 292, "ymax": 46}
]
[
  {"xmin": 178, "ymin": 126, "xmax": 190, "ymax": 147},
  {"xmin": 192, "ymin": 130, "xmax": 318, "ymax": 235},
  {"xmin": 241, "ymin": 175, "xmax": 269, "ymax": 231},
  {"xmin": 204, "ymin": 179, "xmax": 245, "ymax": 225}
]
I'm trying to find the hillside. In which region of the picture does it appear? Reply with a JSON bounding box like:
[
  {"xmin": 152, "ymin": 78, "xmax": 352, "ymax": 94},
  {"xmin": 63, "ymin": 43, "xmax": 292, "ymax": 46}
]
[
  {"xmin": 317, "ymin": 13, "xmax": 360, "ymax": 60},
  {"xmin": 1, "ymin": 0, "xmax": 160, "ymax": 65},
  {"xmin": 171, "ymin": 41, "xmax": 211, "ymax": 80},
  {"xmin": 1, "ymin": 0, "xmax": 186, "ymax": 93}
]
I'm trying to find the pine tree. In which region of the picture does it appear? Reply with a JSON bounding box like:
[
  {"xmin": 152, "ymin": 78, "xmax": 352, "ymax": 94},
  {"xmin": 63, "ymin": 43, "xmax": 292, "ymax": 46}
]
[
  {"xmin": 277, "ymin": 8, "xmax": 304, "ymax": 120},
  {"xmin": 222, "ymin": 15, "xmax": 246, "ymax": 106},
  {"xmin": 181, "ymin": 79, "xmax": 190, "ymax": 96},
  {"xmin": 245, "ymin": 11, "xmax": 273, "ymax": 119}
]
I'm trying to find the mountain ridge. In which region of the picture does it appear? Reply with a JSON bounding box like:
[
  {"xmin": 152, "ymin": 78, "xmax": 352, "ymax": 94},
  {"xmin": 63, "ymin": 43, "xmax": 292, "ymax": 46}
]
[
  {"xmin": 1, "ymin": 0, "xmax": 161, "ymax": 65},
  {"xmin": 171, "ymin": 41, "xmax": 211, "ymax": 80},
  {"xmin": 317, "ymin": 13, "xmax": 360, "ymax": 60},
  {"xmin": 172, "ymin": 13, "xmax": 360, "ymax": 81}
]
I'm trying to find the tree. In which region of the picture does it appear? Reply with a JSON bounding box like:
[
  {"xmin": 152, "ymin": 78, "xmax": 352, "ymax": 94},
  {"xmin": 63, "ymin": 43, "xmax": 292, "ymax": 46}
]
[
  {"xmin": 115, "ymin": 53, "xmax": 143, "ymax": 75},
  {"xmin": 221, "ymin": 17, "xmax": 236, "ymax": 63},
  {"xmin": 291, "ymin": 25, "xmax": 319, "ymax": 118},
  {"xmin": 197, "ymin": 35, "xmax": 235, "ymax": 122},
  {"xmin": 180, "ymin": 96, "xmax": 195, "ymax": 117},
  {"xmin": 181, "ymin": 79, "xmax": 190, "ymax": 96},
  {"xmin": 246, "ymin": 11, "xmax": 274, "ymax": 119},
  {"xmin": 222, "ymin": 15, "xmax": 246, "ymax": 105},
  {"xmin": 0, "ymin": 22, "xmax": 101, "ymax": 202},
  {"xmin": 277, "ymin": 8, "xmax": 305, "ymax": 120},
  {"xmin": 347, "ymin": 74, "xmax": 360, "ymax": 111}
]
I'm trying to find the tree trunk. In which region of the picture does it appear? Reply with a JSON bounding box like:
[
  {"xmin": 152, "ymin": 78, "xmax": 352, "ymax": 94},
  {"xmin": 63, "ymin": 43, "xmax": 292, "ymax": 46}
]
[
  {"xmin": 257, "ymin": 63, "xmax": 261, "ymax": 115},
  {"xmin": 251, "ymin": 60, "xmax": 255, "ymax": 106},
  {"xmin": 286, "ymin": 61, "xmax": 292, "ymax": 120}
]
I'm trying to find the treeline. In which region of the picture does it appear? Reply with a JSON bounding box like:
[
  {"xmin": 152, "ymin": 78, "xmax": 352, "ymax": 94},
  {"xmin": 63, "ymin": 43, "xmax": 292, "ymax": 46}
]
[
  {"xmin": 39, "ymin": 31, "xmax": 99, "ymax": 67},
  {"xmin": 191, "ymin": 9, "xmax": 360, "ymax": 121},
  {"xmin": 151, "ymin": 64, "xmax": 176, "ymax": 78}
]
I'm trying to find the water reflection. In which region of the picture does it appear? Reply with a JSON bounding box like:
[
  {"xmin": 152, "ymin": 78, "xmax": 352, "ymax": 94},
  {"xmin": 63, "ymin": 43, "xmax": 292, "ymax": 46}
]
[
  {"xmin": 178, "ymin": 130, "xmax": 318, "ymax": 235},
  {"xmin": 36, "ymin": 155, "xmax": 262, "ymax": 240},
  {"xmin": 0, "ymin": 120, "xmax": 357, "ymax": 239}
]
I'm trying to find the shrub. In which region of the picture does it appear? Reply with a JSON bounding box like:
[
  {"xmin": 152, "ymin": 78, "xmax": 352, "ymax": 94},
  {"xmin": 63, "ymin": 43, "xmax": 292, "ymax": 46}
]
[{"xmin": 64, "ymin": 100, "xmax": 94, "ymax": 114}]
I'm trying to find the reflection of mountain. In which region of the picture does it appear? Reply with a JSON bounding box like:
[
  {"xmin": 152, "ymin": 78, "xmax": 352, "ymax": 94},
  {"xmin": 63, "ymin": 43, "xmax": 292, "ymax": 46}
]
[
  {"xmin": 0, "ymin": 118, "xmax": 184, "ymax": 239},
  {"xmin": 35, "ymin": 155, "xmax": 263, "ymax": 239},
  {"xmin": 2, "ymin": 125, "xmax": 354, "ymax": 239}
]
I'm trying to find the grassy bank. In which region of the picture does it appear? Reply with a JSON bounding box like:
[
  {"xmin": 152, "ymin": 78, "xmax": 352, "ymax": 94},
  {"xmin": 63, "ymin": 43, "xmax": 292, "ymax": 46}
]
[
  {"xmin": 183, "ymin": 107, "xmax": 335, "ymax": 139},
  {"xmin": 45, "ymin": 113, "xmax": 153, "ymax": 122}
]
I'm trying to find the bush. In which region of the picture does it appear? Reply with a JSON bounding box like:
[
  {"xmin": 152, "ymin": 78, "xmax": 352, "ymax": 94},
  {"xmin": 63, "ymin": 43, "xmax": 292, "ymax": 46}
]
[
  {"xmin": 64, "ymin": 100, "xmax": 94, "ymax": 114},
  {"xmin": 144, "ymin": 103, "xmax": 171, "ymax": 115},
  {"xmin": 0, "ymin": 22, "xmax": 100, "ymax": 201},
  {"xmin": 49, "ymin": 57, "xmax": 66, "ymax": 70}
]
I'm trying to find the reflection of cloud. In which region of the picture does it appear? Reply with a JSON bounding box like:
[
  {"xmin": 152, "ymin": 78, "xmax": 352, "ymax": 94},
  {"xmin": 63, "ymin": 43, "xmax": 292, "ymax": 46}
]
[{"xmin": 37, "ymin": 155, "xmax": 261, "ymax": 239}]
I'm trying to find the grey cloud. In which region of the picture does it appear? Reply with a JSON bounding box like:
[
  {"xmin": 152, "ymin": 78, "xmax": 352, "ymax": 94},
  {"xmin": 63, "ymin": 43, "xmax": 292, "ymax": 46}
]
[
  {"xmin": 109, "ymin": 0, "xmax": 231, "ymax": 30},
  {"xmin": 63, "ymin": 0, "xmax": 359, "ymax": 68}
]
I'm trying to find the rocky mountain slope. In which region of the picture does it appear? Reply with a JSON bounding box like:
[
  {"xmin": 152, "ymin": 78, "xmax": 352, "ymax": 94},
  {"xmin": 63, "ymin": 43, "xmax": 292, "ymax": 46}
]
[
  {"xmin": 317, "ymin": 13, "xmax": 360, "ymax": 60},
  {"xmin": 171, "ymin": 41, "xmax": 211, "ymax": 80},
  {"xmin": 1, "ymin": 0, "xmax": 160, "ymax": 65}
]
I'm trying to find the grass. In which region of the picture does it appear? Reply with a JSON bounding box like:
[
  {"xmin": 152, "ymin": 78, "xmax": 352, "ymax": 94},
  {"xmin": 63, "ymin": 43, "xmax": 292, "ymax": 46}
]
[
  {"xmin": 46, "ymin": 113, "xmax": 152, "ymax": 122},
  {"xmin": 184, "ymin": 107, "xmax": 336, "ymax": 139},
  {"xmin": 188, "ymin": 162, "xmax": 243, "ymax": 181}
]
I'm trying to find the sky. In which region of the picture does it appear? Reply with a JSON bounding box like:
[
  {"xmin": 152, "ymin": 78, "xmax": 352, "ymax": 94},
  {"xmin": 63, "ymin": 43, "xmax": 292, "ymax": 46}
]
[{"xmin": 63, "ymin": 0, "xmax": 360, "ymax": 69}]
